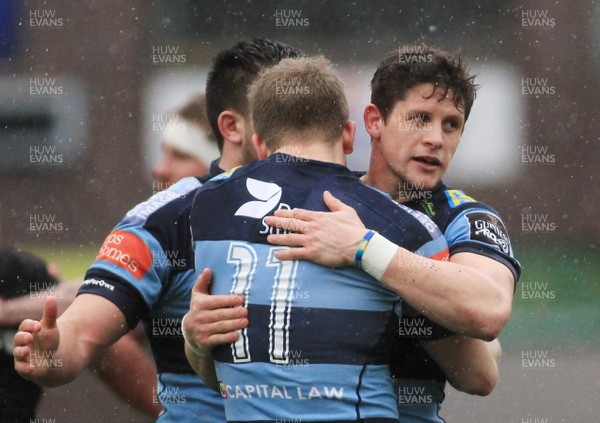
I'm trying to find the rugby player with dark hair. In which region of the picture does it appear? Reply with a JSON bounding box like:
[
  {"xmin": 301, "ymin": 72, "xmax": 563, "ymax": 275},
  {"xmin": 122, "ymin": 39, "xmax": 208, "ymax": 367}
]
[{"xmin": 264, "ymin": 46, "xmax": 520, "ymax": 422}]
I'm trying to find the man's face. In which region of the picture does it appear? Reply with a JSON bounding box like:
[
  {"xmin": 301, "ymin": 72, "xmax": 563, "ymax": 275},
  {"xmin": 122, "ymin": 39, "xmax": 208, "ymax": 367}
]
[
  {"xmin": 376, "ymin": 83, "xmax": 465, "ymax": 191},
  {"xmin": 152, "ymin": 144, "xmax": 209, "ymax": 187}
]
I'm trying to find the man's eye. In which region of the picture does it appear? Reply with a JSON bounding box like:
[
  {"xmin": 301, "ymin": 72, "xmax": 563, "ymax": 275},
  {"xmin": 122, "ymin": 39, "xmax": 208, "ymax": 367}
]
[{"xmin": 443, "ymin": 119, "xmax": 459, "ymax": 131}]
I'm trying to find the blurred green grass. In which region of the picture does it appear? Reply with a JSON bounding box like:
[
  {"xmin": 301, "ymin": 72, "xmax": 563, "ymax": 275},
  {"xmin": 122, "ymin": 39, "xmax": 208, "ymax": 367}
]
[
  {"xmin": 503, "ymin": 246, "xmax": 600, "ymax": 349},
  {"xmin": 24, "ymin": 245, "xmax": 99, "ymax": 282},
  {"xmin": 22, "ymin": 244, "xmax": 600, "ymax": 348}
]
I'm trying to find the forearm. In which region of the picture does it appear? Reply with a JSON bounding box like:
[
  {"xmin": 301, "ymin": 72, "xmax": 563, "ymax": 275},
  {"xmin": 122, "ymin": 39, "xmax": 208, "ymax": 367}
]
[
  {"xmin": 378, "ymin": 249, "xmax": 510, "ymax": 339},
  {"xmin": 265, "ymin": 197, "xmax": 515, "ymax": 339},
  {"xmin": 185, "ymin": 344, "xmax": 219, "ymax": 391},
  {"xmin": 90, "ymin": 331, "xmax": 162, "ymax": 418},
  {"xmin": 419, "ymin": 335, "xmax": 498, "ymax": 396}
]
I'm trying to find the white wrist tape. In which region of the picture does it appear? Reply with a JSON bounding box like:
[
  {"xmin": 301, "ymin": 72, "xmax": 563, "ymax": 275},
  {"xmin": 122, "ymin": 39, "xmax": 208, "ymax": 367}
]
[
  {"xmin": 360, "ymin": 233, "xmax": 399, "ymax": 280},
  {"xmin": 181, "ymin": 314, "xmax": 212, "ymax": 358}
]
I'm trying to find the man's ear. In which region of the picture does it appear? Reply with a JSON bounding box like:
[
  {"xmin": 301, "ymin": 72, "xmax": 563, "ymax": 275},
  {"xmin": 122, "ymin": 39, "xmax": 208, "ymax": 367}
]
[
  {"xmin": 341, "ymin": 120, "xmax": 356, "ymax": 155},
  {"xmin": 217, "ymin": 111, "xmax": 244, "ymax": 146},
  {"xmin": 251, "ymin": 133, "xmax": 269, "ymax": 160},
  {"xmin": 364, "ymin": 103, "xmax": 383, "ymax": 140}
]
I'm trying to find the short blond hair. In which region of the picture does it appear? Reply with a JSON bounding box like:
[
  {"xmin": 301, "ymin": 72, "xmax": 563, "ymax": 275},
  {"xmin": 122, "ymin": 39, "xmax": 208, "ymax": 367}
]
[{"xmin": 248, "ymin": 56, "xmax": 349, "ymax": 149}]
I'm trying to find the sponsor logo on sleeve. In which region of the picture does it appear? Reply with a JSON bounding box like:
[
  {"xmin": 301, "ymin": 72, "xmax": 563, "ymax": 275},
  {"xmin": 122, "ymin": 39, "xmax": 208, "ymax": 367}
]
[
  {"xmin": 97, "ymin": 230, "xmax": 152, "ymax": 280},
  {"xmin": 81, "ymin": 278, "xmax": 115, "ymax": 291},
  {"xmin": 445, "ymin": 190, "xmax": 476, "ymax": 208},
  {"xmin": 399, "ymin": 204, "xmax": 441, "ymax": 238},
  {"xmin": 465, "ymin": 212, "xmax": 510, "ymax": 254}
]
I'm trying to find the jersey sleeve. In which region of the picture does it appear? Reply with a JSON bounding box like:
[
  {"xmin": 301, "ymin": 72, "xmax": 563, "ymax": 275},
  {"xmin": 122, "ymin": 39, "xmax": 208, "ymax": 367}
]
[
  {"xmin": 397, "ymin": 204, "xmax": 449, "ymax": 262},
  {"xmin": 78, "ymin": 177, "xmax": 201, "ymax": 329},
  {"xmin": 445, "ymin": 206, "xmax": 522, "ymax": 284}
]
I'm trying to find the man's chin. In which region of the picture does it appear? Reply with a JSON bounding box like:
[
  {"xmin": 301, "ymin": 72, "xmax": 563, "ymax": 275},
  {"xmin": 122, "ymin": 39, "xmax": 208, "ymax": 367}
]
[{"xmin": 403, "ymin": 174, "xmax": 441, "ymax": 191}]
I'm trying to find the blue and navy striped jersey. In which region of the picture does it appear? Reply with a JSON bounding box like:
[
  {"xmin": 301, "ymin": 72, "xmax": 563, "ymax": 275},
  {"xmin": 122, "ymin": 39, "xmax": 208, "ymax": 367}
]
[
  {"xmin": 391, "ymin": 181, "xmax": 521, "ymax": 423},
  {"xmin": 78, "ymin": 160, "xmax": 227, "ymax": 422},
  {"xmin": 190, "ymin": 153, "xmax": 449, "ymax": 423}
]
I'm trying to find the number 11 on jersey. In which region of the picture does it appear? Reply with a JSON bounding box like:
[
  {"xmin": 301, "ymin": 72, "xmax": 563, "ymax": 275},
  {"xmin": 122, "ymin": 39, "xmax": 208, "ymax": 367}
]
[{"xmin": 226, "ymin": 242, "xmax": 299, "ymax": 365}]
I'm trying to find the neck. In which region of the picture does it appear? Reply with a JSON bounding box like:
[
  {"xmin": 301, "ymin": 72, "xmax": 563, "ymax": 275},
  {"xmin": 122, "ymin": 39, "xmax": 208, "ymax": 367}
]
[
  {"xmin": 270, "ymin": 139, "xmax": 346, "ymax": 166},
  {"xmin": 363, "ymin": 142, "xmax": 402, "ymax": 202},
  {"xmin": 216, "ymin": 156, "xmax": 236, "ymax": 172},
  {"xmin": 217, "ymin": 142, "xmax": 245, "ymax": 171}
]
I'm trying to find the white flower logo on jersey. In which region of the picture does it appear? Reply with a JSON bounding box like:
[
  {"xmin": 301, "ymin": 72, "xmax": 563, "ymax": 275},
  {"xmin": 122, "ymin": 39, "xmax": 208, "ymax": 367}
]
[{"xmin": 234, "ymin": 178, "xmax": 282, "ymax": 219}]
